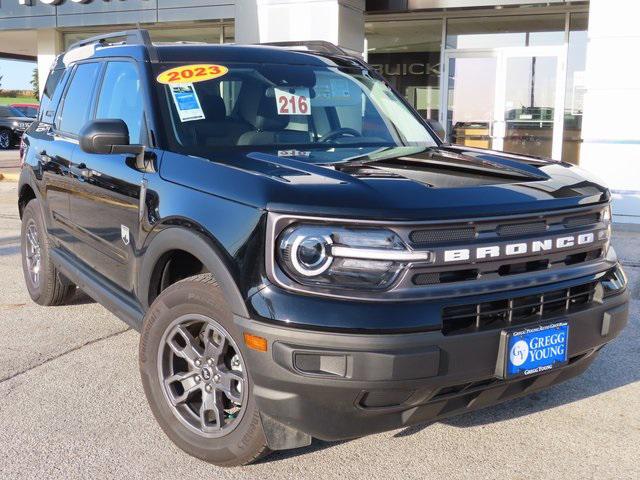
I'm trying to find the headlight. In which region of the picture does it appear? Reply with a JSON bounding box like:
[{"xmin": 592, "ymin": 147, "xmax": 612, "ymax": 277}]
[
  {"xmin": 601, "ymin": 266, "xmax": 627, "ymax": 297},
  {"xmin": 276, "ymin": 224, "xmax": 432, "ymax": 291},
  {"xmin": 599, "ymin": 204, "xmax": 612, "ymax": 252}
]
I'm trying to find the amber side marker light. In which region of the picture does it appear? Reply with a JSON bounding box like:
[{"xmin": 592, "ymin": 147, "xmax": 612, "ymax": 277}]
[{"xmin": 244, "ymin": 332, "xmax": 268, "ymax": 352}]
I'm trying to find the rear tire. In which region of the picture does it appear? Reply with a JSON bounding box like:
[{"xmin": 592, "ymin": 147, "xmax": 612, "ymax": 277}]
[
  {"xmin": 0, "ymin": 129, "xmax": 11, "ymax": 150},
  {"xmin": 21, "ymin": 199, "xmax": 75, "ymax": 306},
  {"xmin": 139, "ymin": 274, "xmax": 271, "ymax": 466}
]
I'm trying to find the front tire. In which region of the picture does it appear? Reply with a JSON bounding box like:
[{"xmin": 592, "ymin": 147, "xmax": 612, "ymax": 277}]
[
  {"xmin": 139, "ymin": 274, "xmax": 270, "ymax": 466},
  {"xmin": 21, "ymin": 199, "xmax": 75, "ymax": 306}
]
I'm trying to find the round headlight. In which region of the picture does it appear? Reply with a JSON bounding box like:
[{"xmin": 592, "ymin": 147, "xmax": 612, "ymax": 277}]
[{"xmin": 282, "ymin": 229, "xmax": 333, "ymax": 277}]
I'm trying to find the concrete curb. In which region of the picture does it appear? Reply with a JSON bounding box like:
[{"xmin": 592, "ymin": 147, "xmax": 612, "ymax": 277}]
[{"xmin": 0, "ymin": 172, "xmax": 19, "ymax": 182}]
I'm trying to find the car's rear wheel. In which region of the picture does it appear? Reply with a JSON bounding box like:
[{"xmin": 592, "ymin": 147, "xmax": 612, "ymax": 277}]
[
  {"xmin": 139, "ymin": 274, "xmax": 270, "ymax": 466},
  {"xmin": 21, "ymin": 199, "xmax": 75, "ymax": 305},
  {"xmin": 0, "ymin": 129, "xmax": 11, "ymax": 150}
]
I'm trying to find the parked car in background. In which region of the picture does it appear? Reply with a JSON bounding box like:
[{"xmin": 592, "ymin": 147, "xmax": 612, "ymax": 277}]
[
  {"xmin": 0, "ymin": 105, "xmax": 33, "ymax": 149},
  {"xmin": 10, "ymin": 103, "xmax": 39, "ymax": 119}
]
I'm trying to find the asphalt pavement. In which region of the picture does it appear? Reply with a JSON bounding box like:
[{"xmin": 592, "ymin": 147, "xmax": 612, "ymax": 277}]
[
  {"xmin": 0, "ymin": 181, "xmax": 638, "ymax": 480},
  {"xmin": 0, "ymin": 149, "xmax": 20, "ymax": 177}
]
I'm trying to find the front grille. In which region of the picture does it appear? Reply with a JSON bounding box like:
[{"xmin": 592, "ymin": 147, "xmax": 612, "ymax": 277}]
[
  {"xmin": 497, "ymin": 221, "xmax": 547, "ymax": 237},
  {"xmin": 442, "ymin": 281, "xmax": 597, "ymax": 335},
  {"xmin": 400, "ymin": 205, "xmax": 608, "ymax": 290},
  {"xmin": 411, "ymin": 248, "xmax": 602, "ymax": 285},
  {"xmin": 409, "ymin": 227, "xmax": 476, "ymax": 246},
  {"xmin": 564, "ymin": 213, "xmax": 600, "ymax": 228}
]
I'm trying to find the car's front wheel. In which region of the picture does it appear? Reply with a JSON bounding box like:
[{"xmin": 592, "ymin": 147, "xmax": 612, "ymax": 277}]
[{"xmin": 139, "ymin": 274, "xmax": 270, "ymax": 466}]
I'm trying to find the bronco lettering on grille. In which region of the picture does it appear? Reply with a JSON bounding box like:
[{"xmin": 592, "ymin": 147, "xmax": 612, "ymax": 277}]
[{"xmin": 443, "ymin": 232, "xmax": 597, "ymax": 263}]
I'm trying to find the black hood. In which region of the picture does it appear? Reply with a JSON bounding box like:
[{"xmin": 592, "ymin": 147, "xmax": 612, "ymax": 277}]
[{"xmin": 160, "ymin": 145, "xmax": 609, "ymax": 221}]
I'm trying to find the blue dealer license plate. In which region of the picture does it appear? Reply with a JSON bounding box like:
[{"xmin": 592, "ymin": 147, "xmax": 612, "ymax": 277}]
[{"xmin": 505, "ymin": 322, "xmax": 569, "ymax": 378}]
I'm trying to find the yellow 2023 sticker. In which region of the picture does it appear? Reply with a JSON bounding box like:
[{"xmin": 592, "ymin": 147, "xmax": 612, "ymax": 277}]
[{"xmin": 157, "ymin": 64, "xmax": 229, "ymax": 85}]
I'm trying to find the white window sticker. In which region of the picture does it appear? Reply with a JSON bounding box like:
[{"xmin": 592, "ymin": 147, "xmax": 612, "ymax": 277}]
[
  {"xmin": 169, "ymin": 83, "xmax": 205, "ymax": 122},
  {"xmin": 274, "ymin": 87, "xmax": 310, "ymax": 115}
]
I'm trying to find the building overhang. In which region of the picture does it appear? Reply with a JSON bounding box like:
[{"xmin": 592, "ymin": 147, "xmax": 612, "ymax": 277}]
[
  {"xmin": 367, "ymin": 0, "xmax": 585, "ymax": 12},
  {"xmin": 0, "ymin": 30, "xmax": 38, "ymax": 61}
]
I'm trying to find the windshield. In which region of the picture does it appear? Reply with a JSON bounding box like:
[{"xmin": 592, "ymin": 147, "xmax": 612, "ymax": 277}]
[
  {"xmin": 155, "ymin": 63, "xmax": 438, "ymax": 153},
  {"xmin": 0, "ymin": 106, "xmax": 25, "ymax": 118},
  {"xmin": 13, "ymin": 105, "xmax": 38, "ymax": 118}
]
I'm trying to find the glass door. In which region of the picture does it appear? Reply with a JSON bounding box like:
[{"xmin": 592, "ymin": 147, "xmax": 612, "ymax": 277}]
[
  {"xmin": 444, "ymin": 52, "xmax": 499, "ymax": 150},
  {"xmin": 443, "ymin": 46, "xmax": 566, "ymax": 159},
  {"xmin": 499, "ymin": 47, "xmax": 566, "ymax": 159}
]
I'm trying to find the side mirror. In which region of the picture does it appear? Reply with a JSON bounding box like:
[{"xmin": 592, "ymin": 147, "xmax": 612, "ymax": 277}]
[{"xmin": 79, "ymin": 119, "xmax": 143, "ymax": 155}]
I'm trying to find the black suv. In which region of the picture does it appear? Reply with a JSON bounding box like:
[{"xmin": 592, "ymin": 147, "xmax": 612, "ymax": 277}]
[
  {"xmin": 0, "ymin": 105, "xmax": 32, "ymax": 149},
  {"xmin": 18, "ymin": 30, "xmax": 629, "ymax": 466}
]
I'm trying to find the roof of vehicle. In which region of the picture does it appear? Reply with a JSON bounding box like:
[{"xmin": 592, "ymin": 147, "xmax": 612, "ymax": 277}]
[
  {"xmin": 11, "ymin": 103, "xmax": 39, "ymax": 108},
  {"xmin": 56, "ymin": 29, "xmax": 365, "ymax": 70}
]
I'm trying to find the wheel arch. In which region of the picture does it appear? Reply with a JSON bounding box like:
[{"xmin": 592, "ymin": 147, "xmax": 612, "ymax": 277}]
[
  {"xmin": 18, "ymin": 169, "xmax": 41, "ymax": 219},
  {"xmin": 139, "ymin": 226, "xmax": 249, "ymax": 318}
]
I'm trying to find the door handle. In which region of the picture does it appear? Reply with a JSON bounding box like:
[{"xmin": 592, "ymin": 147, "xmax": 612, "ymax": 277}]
[
  {"xmin": 70, "ymin": 163, "xmax": 92, "ymax": 178},
  {"xmin": 38, "ymin": 150, "xmax": 52, "ymax": 164}
]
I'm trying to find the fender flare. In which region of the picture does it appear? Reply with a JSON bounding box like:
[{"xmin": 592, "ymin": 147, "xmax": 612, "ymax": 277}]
[
  {"xmin": 17, "ymin": 167, "xmax": 42, "ymax": 217},
  {"xmin": 138, "ymin": 227, "xmax": 249, "ymax": 318}
]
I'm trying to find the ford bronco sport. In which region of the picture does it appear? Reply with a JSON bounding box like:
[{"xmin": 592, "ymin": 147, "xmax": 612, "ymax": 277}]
[{"xmin": 18, "ymin": 30, "xmax": 629, "ymax": 466}]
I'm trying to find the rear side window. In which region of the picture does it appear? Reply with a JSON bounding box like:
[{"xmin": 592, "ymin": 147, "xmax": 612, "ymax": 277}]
[
  {"xmin": 57, "ymin": 62, "xmax": 101, "ymax": 135},
  {"xmin": 40, "ymin": 68, "xmax": 70, "ymax": 124},
  {"xmin": 95, "ymin": 62, "xmax": 145, "ymax": 144}
]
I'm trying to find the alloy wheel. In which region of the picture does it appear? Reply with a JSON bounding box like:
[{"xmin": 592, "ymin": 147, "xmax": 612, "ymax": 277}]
[
  {"xmin": 24, "ymin": 219, "xmax": 42, "ymax": 287},
  {"xmin": 0, "ymin": 131, "xmax": 10, "ymax": 149},
  {"xmin": 157, "ymin": 314, "xmax": 247, "ymax": 438}
]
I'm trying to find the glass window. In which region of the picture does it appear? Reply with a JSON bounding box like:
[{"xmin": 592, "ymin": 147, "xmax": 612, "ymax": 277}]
[
  {"xmin": 41, "ymin": 68, "xmax": 70, "ymax": 124},
  {"xmin": 446, "ymin": 15, "xmax": 565, "ymax": 49},
  {"xmin": 0, "ymin": 106, "xmax": 24, "ymax": 117},
  {"xmin": 57, "ymin": 62, "xmax": 100, "ymax": 135},
  {"xmin": 63, "ymin": 24, "xmax": 232, "ymax": 49},
  {"xmin": 365, "ymin": 19, "xmax": 442, "ymax": 124},
  {"xmin": 223, "ymin": 24, "xmax": 235, "ymax": 43},
  {"xmin": 95, "ymin": 62, "xmax": 145, "ymax": 144},
  {"xmin": 156, "ymin": 62, "xmax": 438, "ymax": 152},
  {"xmin": 149, "ymin": 26, "xmax": 222, "ymax": 44},
  {"xmin": 563, "ymin": 13, "xmax": 588, "ymax": 165}
]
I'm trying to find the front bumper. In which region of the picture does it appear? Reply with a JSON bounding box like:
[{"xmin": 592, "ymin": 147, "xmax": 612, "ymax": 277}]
[{"xmin": 236, "ymin": 281, "xmax": 629, "ymax": 443}]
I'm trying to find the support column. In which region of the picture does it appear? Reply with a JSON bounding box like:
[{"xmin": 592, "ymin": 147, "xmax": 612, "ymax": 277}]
[
  {"xmin": 235, "ymin": 0, "xmax": 365, "ymax": 54},
  {"xmin": 36, "ymin": 29, "xmax": 62, "ymax": 98},
  {"xmin": 581, "ymin": 0, "xmax": 640, "ymax": 224}
]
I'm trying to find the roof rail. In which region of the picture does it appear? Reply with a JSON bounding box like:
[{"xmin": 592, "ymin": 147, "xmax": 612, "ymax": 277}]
[
  {"xmin": 67, "ymin": 29, "xmax": 158, "ymax": 63},
  {"xmin": 259, "ymin": 40, "xmax": 351, "ymax": 57}
]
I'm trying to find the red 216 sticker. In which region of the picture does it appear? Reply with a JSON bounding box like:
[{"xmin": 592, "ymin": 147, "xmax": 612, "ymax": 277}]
[{"xmin": 274, "ymin": 87, "xmax": 310, "ymax": 115}]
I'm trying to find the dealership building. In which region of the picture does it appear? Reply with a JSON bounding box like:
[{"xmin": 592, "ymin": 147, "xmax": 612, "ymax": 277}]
[{"xmin": 0, "ymin": 0, "xmax": 638, "ymax": 223}]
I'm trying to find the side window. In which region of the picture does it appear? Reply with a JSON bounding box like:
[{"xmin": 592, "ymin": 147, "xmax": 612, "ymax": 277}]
[
  {"xmin": 40, "ymin": 68, "xmax": 68, "ymax": 123},
  {"xmin": 95, "ymin": 62, "xmax": 145, "ymax": 144},
  {"xmin": 57, "ymin": 62, "xmax": 101, "ymax": 135}
]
